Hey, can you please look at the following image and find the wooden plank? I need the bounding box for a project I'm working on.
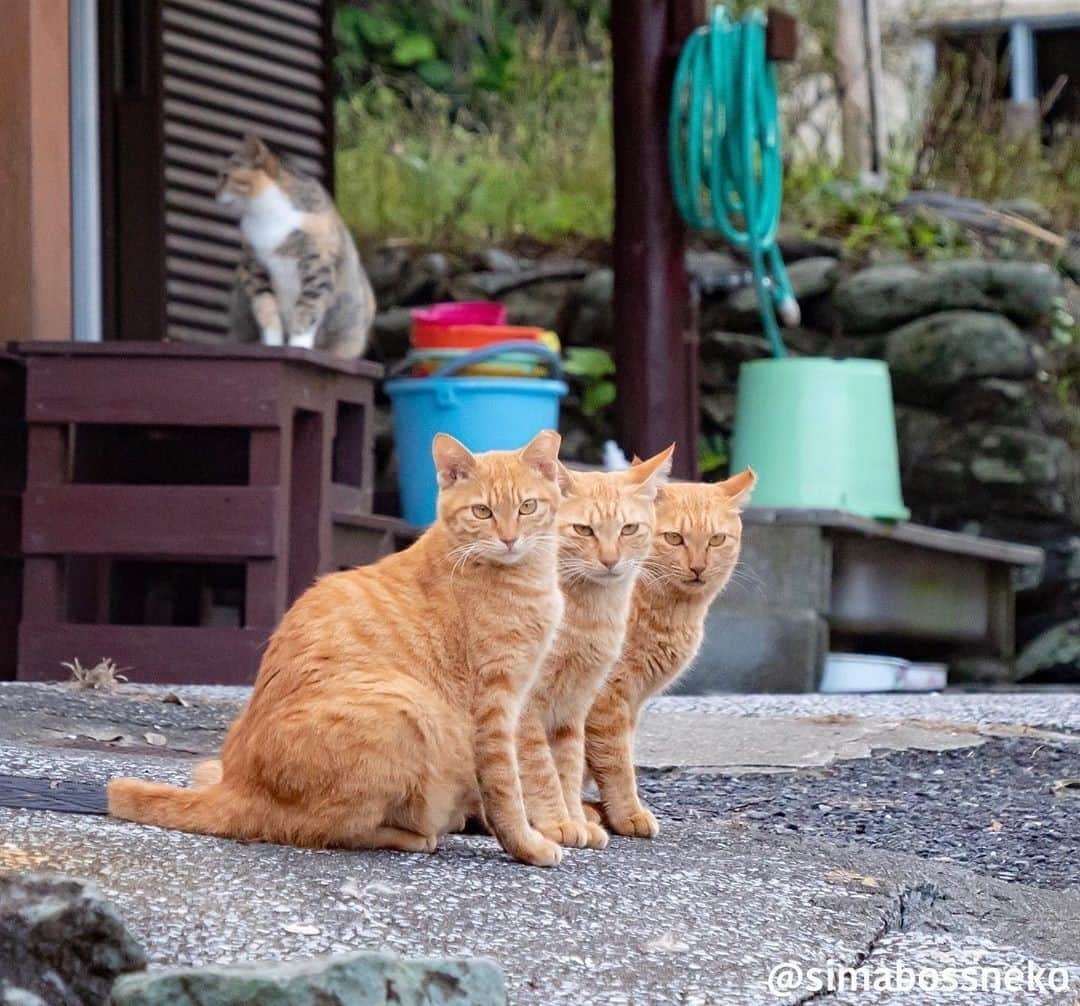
[0,493,21,557]
[16,341,382,377]
[164,74,324,135]
[166,231,241,266]
[167,279,232,308]
[162,29,323,93]
[23,486,279,558]
[743,507,1043,566]
[17,624,270,685]
[163,52,322,113]
[162,8,322,70]
[165,99,324,157]
[167,0,322,47]
[25,358,279,426]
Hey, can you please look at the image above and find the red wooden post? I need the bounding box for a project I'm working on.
[611,0,703,478]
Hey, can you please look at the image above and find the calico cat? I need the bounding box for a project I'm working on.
[217,133,375,358]
[584,469,756,839]
[517,447,673,851]
[109,432,568,867]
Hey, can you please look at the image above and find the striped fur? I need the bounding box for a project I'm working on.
[584,470,756,838]
[517,448,673,850]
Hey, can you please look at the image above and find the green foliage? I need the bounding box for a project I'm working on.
[334,1,607,101]
[563,347,615,417]
[335,33,613,246]
[698,433,729,476]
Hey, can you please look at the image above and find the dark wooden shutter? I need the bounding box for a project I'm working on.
[100,0,334,344]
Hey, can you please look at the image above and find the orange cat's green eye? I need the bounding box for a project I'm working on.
[573,524,594,537]
[519,499,538,515]
[620,523,639,536]
[472,504,492,519]
[663,531,683,546]
[709,533,728,547]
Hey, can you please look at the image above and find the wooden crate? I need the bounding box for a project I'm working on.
[13,342,394,685]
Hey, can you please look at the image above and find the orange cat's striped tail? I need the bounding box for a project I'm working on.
[107,777,251,839]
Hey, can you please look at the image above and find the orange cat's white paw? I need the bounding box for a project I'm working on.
[609,807,659,839]
[538,820,590,849]
[516,830,564,867]
[584,821,610,849]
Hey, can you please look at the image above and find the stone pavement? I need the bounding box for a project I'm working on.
[1,682,1079,1004]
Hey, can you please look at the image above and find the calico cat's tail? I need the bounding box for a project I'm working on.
[107,777,253,839]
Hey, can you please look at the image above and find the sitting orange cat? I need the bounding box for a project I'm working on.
[109,431,568,867]
[517,446,673,850]
[584,469,755,838]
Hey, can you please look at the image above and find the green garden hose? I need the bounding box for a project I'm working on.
[670,6,797,357]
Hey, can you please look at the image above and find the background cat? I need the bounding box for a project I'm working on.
[584,469,756,838]
[517,447,673,851]
[218,133,375,358]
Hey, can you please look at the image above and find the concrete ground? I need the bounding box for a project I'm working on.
[1,682,1079,1004]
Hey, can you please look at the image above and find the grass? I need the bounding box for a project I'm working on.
[336,46,613,248]
[334,32,1079,253]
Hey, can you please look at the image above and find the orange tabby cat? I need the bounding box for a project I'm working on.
[517,446,673,851]
[584,469,756,838]
[109,431,568,867]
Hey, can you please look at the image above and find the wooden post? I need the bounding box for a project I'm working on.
[835,0,872,174]
[611,0,702,479]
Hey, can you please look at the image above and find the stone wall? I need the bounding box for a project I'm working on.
[363,244,1080,680]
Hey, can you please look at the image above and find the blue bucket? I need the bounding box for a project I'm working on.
[385,341,568,526]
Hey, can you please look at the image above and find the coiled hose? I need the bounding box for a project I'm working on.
[669,5,797,357]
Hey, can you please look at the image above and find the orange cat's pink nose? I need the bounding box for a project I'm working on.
[689,564,705,578]
[501,537,518,552]
[601,558,618,570]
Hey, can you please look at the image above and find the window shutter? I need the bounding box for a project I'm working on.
[160,0,333,344]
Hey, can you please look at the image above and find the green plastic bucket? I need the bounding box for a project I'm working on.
[730,357,909,520]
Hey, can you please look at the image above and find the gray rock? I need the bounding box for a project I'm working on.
[833,259,1063,333]
[896,408,1079,522]
[1017,617,1080,679]
[369,307,414,364]
[110,951,506,1006]
[560,268,613,347]
[724,257,839,329]
[473,248,521,273]
[1,987,47,1006]
[885,310,1036,402]
[700,391,736,431]
[994,198,1053,228]
[943,377,1068,435]
[396,253,452,306]
[1062,235,1080,285]
[362,246,412,305]
[685,250,742,295]
[0,872,146,1005]
[501,280,581,331]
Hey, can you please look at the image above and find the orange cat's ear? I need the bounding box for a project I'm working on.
[624,444,674,500]
[629,455,644,466]
[557,463,578,497]
[717,467,756,510]
[432,434,477,488]
[519,429,561,483]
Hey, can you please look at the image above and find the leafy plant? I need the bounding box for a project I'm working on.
[563,347,615,416]
[698,433,728,476]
